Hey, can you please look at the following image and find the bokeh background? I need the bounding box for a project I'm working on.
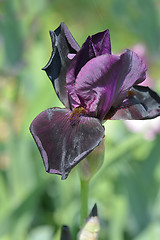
[0,0,160,239]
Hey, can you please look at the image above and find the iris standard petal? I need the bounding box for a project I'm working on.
[113,49,147,107]
[66,36,95,86]
[29,108,105,180]
[67,49,146,120]
[66,36,97,108]
[91,29,111,56]
[110,86,160,120]
[66,29,111,92]
[42,23,80,108]
[71,54,121,120]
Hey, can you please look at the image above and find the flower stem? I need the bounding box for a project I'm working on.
[80,180,89,226]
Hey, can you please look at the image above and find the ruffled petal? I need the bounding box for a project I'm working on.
[67,49,146,120]
[66,29,111,95]
[91,29,111,55]
[66,36,97,108]
[42,23,80,108]
[66,37,95,102]
[29,108,104,180]
[113,49,147,107]
[70,54,121,120]
[110,86,160,120]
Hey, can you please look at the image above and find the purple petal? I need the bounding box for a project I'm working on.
[67,49,146,120]
[113,49,147,107]
[110,86,160,120]
[42,23,80,108]
[68,54,121,120]
[68,53,76,60]
[66,36,97,107]
[66,37,95,86]
[66,29,111,94]
[29,108,104,180]
[91,29,111,55]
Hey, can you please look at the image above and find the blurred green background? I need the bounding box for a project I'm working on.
[0,0,160,239]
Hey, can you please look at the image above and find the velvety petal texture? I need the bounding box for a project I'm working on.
[67,29,111,84]
[113,49,147,107]
[71,54,121,119]
[30,108,104,179]
[30,23,160,179]
[91,29,111,55]
[67,49,147,120]
[42,23,80,108]
[110,86,160,120]
[66,29,111,109]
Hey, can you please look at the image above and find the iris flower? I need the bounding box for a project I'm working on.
[30,23,160,180]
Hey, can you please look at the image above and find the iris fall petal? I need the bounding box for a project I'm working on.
[110,86,160,120]
[30,108,104,179]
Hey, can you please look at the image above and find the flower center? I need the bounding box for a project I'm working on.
[69,107,86,126]
[126,90,135,97]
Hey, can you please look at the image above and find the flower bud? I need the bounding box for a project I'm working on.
[61,225,72,240]
[78,204,100,240]
[78,138,105,182]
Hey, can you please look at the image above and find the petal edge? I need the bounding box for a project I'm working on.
[30,108,105,179]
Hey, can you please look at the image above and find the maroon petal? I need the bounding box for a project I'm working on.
[91,29,111,56]
[29,108,104,180]
[110,86,160,120]
[113,49,147,107]
[42,23,80,108]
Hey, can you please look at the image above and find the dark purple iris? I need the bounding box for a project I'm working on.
[30,23,160,179]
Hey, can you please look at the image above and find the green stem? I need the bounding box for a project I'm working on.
[80,180,89,226]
